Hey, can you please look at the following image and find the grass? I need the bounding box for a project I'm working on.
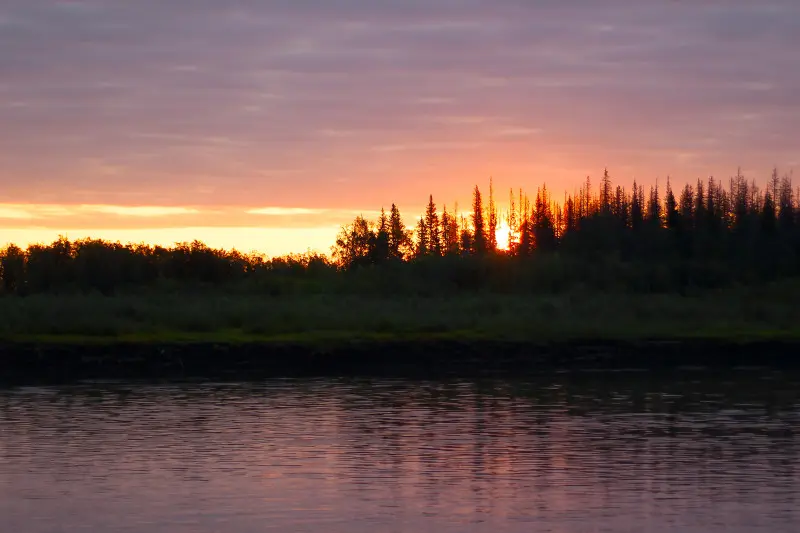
[0,279,799,346]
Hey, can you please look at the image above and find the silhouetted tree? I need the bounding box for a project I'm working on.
[507,189,519,254]
[532,186,557,252]
[679,184,694,223]
[694,179,706,228]
[600,168,612,214]
[459,214,473,255]
[471,185,487,254]
[440,204,460,255]
[563,194,578,235]
[761,190,777,235]
[333,215,373,268]
[369,208,390,263]
[415,217,428,257]
[424,195,441,256]
[647,182,662,226]
[518,191,532,256]
[778,175,794,232]
[26,236,73,292]
[630,180,644,230]
[487,178,498,252]
[613,185,629,227]
[665,178,679,230]
[388,204,409,260]
[0,244,25,294]
[2,167,799,297]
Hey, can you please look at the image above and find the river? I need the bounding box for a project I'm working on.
[2,371,799,532]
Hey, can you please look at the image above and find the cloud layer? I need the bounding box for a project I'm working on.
[0,203,376,230]
[1,0,798,219]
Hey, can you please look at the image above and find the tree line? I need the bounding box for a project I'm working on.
[0,239,331,295]
[1,168,799,295]
[335,169,799,263]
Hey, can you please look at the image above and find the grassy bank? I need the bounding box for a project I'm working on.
[0,279,798,346]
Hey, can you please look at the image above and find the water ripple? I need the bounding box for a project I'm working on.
[1,373,799,532]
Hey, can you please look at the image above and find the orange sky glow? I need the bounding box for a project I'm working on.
[2,1,798,256]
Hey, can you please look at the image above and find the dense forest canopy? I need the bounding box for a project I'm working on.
[1,168,799,295]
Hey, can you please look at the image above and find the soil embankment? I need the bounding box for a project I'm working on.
[1,338,797,385]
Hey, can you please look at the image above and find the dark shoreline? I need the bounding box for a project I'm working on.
[1,338,798,385]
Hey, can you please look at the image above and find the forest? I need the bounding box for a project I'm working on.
[1,168,799,343]
[1,168,799,296]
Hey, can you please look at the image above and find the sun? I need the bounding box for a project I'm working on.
[495,220,511,250]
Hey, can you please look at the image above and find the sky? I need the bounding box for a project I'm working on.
[1,0,798,255]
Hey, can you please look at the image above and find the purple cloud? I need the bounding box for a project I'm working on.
[1,0,798,209]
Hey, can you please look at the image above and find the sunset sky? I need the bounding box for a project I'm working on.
[2,0,798,256]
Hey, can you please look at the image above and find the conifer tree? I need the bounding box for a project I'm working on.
[472,185,487,254]
[564,194,577,234]
[778,174,794,231]
[459,214,473,254]
[388,203,408,260]
[370,207,390,263]
[424,195,440,256]
[706,177,719,231]
[518,191,532,255]
[694,179,706,228]
[533,186,556,252]
[647,182,662,226]
[679,184,694,223]
[507,189,518,254]
[441,204,460,255]
[630,180,643,230]
[770,167,780,209]
[600,168,612,214]
[415,217,428,257]
[487,178,498,252]
[582,175,593,217]
[613,185,627,225]
[761,190,777,235]
[665,178,679,230]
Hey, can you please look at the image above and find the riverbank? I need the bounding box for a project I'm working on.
[1,281,798,383]
[2,334,800,384]
[1,279,799,340]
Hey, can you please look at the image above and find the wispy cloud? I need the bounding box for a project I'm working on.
[0,0,797,210]
[80,205,201,217]
[0,204,79,220]
[247,206,380,219]
[0,206,36,220]
[0,203,201,220]
[247,207,324,216]
[0,203,383,233]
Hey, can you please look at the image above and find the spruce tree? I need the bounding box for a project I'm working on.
[472,185,487,254]
[665,178,679,230]
[424,195,440,256]
[630,180,643,230]
[507,189,518,254]
[600,168,612,214]
[388,203,407,260]
[415,218,428,257]
[487,178,498,252]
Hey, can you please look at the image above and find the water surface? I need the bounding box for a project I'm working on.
[2,372,799,532]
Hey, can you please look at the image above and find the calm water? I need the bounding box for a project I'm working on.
[2,372,800,532]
